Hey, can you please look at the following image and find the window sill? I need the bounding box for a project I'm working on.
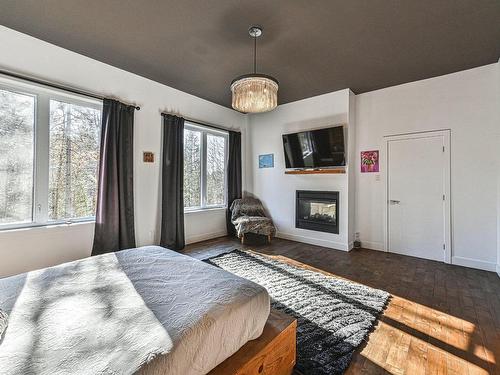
[184,206,227,215]
[0,220,95,233]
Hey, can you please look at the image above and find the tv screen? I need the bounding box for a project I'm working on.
[282,126,345,169]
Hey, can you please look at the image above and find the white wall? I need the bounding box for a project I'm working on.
[0,26,246,277]
[497,166,500,276]
[347,91,357,246]
[184,208,228,244]
[247,89,355,250]
[355,63,500,272]
[497,60,500,277]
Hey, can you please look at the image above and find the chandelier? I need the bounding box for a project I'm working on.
[231,26,279,113]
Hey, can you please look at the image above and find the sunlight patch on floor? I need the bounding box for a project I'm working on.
[265,254,497,374]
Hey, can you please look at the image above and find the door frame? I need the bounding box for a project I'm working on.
[382,129,451,263]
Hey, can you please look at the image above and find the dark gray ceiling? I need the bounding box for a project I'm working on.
[0,1,499,108]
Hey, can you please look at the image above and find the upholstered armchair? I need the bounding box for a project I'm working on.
[230,197,276,244]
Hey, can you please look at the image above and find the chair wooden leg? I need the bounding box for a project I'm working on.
[268,235,272,243]
[241,235,245,244]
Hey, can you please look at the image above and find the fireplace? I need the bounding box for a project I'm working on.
[296,190,339,234]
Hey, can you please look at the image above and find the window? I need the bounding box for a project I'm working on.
[0,78,102,229]
[184,128,202,208]
[0,89,35,225]
[183,123,227,210]
[48,100,101,221]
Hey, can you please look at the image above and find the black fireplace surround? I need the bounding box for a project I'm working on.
[296,190,339,234]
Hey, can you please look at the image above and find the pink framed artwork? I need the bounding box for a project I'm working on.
[361,150,379,173]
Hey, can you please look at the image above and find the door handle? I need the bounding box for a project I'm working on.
[389,200,400,205]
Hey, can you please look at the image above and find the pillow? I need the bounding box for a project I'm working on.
[0,309,8,339]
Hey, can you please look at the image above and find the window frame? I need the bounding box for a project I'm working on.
[0,75,102,231]
[184,122,228,212]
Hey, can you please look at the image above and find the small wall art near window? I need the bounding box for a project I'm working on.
[143,151,154,163]
[259,153,274,168]
[361,150,379,173]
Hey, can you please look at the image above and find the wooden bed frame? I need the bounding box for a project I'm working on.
[209,309,297,375]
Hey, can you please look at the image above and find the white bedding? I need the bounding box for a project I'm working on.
[0,246,270,375]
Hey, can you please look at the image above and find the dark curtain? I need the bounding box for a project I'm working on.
[226,130,242,237]
[92,99,136,255]
[160,114,185,250]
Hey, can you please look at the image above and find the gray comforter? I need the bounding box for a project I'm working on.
[0,246,270,375]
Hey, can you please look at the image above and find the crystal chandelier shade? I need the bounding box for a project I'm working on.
[231,26,278,113]
[231,74,278,113]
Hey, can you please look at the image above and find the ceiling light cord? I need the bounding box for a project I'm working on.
[253,35,257,74]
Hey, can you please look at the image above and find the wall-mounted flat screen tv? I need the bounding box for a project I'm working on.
[282,125,345,169]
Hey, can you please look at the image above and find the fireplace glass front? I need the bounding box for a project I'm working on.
[296,190,339,234]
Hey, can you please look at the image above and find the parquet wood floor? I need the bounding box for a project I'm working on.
[183,236,500,375]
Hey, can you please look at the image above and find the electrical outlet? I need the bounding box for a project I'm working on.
[355,232,360,241]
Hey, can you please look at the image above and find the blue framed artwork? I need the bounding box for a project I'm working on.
[259,153,274,168]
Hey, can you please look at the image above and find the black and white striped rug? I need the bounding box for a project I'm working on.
[205,250,389,375]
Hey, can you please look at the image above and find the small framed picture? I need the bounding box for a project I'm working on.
[259,154,274,168]
[361,150,379,173]
[143,151,155,163]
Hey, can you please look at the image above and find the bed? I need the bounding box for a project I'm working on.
[0,246,270,375]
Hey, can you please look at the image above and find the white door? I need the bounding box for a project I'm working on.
[387,132,449,262]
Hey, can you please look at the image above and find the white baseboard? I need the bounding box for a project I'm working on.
[496,264,500,278]
[452,256,497,272]
[359,240,384,251]
[276,231,349,251]
[185,231,227,245]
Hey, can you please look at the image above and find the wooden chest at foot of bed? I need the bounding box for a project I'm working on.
[209,309,297,375]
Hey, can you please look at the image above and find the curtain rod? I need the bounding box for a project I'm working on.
[0,69,141,110]
[162,112,240,133]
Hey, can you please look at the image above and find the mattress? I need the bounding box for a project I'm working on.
[0,246,270,375]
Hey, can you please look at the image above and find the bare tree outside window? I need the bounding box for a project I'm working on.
[49,100,101,220]
[183,128,201,208]
[183,124,227,210]
[0,89,35,224]
[0,80,102,230]
[206,134,225,206]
